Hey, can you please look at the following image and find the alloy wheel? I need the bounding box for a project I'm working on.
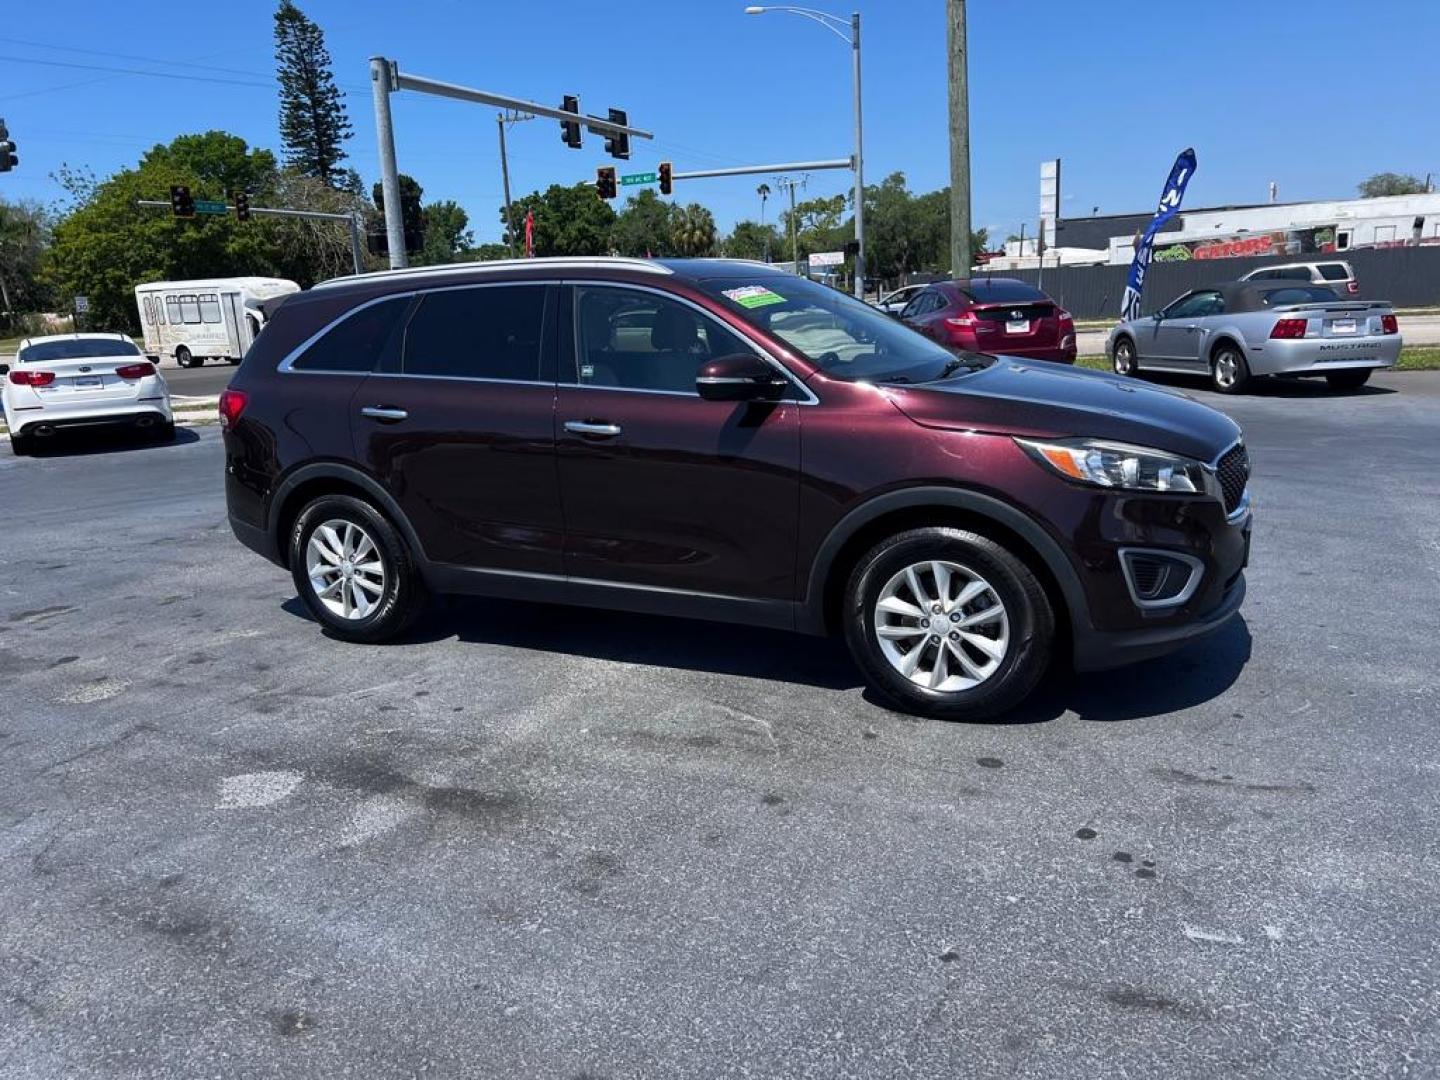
[1214,351,1239,389]
[872,559,1010,692]
[306,519,386,621]
[1114,342,1134,375]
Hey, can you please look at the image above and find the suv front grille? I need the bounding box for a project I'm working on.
[1216,443,1249,514]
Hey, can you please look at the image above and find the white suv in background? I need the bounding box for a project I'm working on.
[1241,260,1359,297]
[1,333,174,456]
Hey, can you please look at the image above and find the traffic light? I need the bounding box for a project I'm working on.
[0,118,16,173]
[603,108,630,160]
[596,166,617,201]
[170,184,195,218]
[559,94,582,149]
[658,161,673,196]
[233,190,250,222]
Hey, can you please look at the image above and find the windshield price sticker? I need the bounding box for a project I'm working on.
[722,285,786,309]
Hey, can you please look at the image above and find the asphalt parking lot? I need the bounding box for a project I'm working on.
[1,372,1437,1079]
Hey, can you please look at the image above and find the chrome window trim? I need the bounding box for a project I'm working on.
[562,278,819,405]
[1118,547,1205,610]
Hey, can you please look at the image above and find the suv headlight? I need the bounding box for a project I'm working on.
[1016,438,1206,493]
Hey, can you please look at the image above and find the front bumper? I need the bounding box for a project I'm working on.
[1248,334,1402,376]
[1073,572,1246,671]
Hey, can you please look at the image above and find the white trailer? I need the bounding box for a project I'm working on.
[134,277,299,368]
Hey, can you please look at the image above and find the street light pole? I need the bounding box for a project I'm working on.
[745,6,866,300]
[850,11,865,300]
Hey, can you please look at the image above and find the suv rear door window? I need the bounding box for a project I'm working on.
[404,285,546,381]
[292,295,411,373]
[1316,264,1350,281]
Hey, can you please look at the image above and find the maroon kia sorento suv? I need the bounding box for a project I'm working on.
[222,258,1251,720]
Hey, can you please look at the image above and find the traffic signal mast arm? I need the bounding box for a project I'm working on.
[374,60,653,142]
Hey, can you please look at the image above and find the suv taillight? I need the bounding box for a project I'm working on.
[1381,314,1398,335]
[115,362,155,379]
[944,312,977,329]
[219,388,248,430]
[1270,319,1308,339]
[8,369,55,386]
[1346,281,1360,295]
[1055,308,1073,323]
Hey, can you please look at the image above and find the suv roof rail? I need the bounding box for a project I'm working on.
[313,256,672,291]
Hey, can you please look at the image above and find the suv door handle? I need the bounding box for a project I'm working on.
[564,420,623,438]
[360,406,408,422]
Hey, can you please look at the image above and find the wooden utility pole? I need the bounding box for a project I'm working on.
[947,0,972,276]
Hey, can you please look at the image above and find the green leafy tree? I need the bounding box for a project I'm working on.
[506,183,616,256]
[420,200,473,264]
[1357,172,1428,197]
[274,0,353,186]
[670,204,717,257]
[371,174,425,254]
[267,168,373,280]
[460,242,513,262]
[47,132,285,333]
[0,199,52,325]
[722,220,781,261]
[610,189,675,257]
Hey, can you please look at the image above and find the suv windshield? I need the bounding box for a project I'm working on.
[696,275,988,384]
[18,338,140,363]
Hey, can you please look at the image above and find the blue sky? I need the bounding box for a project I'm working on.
[3,0,1438,246]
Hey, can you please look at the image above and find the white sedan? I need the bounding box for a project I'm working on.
[2,332,174,455]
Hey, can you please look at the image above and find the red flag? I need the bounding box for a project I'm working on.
[524,210,535,258]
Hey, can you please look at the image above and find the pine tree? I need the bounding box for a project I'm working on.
[274,0,352,186]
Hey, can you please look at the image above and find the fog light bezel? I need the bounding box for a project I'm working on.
[1118,548,1205,610]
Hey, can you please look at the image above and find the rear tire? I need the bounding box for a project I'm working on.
[175,346,196,369]
[289,494,426,643]
[842,527,1055,721]
[1325,369,1372,392]
[1112,336,1138,377]
[9,431,33,457]
[1211,343,1251,394]
[152,421,176,442]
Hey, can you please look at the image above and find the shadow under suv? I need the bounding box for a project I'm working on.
[223,257,1251,720]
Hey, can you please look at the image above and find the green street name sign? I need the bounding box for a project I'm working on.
[194,199,228,215]
[620,172,657,187]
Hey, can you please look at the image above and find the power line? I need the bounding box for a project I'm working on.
[0,35,286,84]
[0,53,368,97]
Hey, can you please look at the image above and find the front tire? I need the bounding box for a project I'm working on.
[289,494,425,643]
[843,528,1055,721]
[1211,344,1251,394]
[1325,369,1372,391]
[1112,337,1138,377]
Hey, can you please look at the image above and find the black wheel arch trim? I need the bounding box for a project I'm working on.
[266,461,430,572]
[797,485,1091,639]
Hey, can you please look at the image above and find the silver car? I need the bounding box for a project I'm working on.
[1107,281,1401,394]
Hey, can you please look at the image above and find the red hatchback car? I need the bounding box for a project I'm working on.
[899,278,1077,363]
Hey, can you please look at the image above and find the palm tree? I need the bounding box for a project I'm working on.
[670,204,717,257]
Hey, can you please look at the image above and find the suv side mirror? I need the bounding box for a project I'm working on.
[696,354,789,402]
[1152,311,1164,321]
